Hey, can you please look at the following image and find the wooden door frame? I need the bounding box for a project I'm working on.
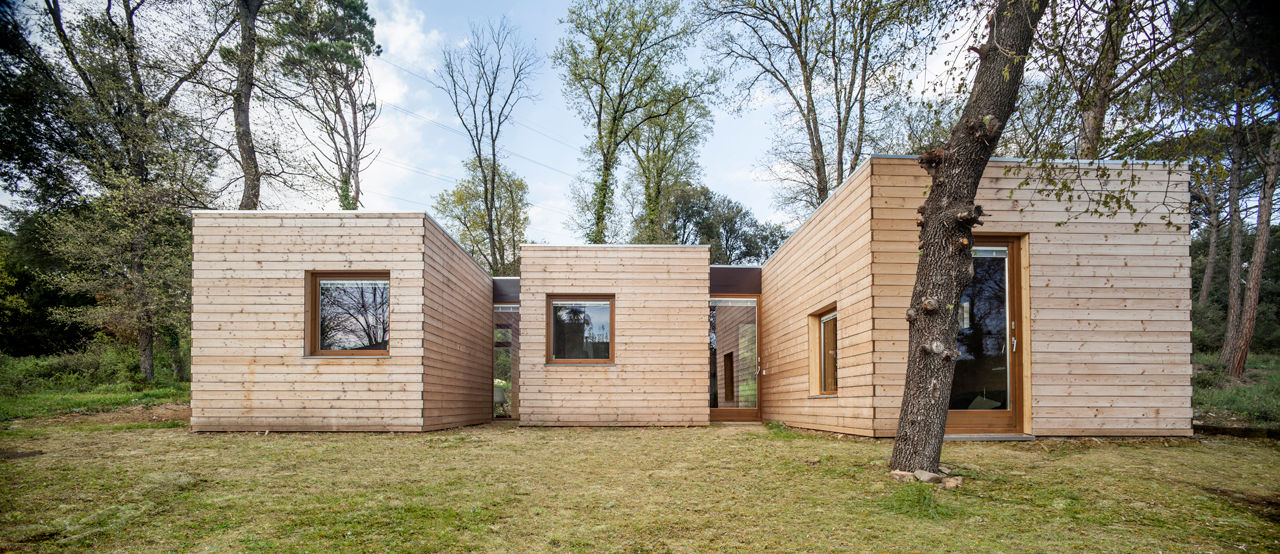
[945,234,1029,435]
[710,293,762,423]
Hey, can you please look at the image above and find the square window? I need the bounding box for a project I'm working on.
[307,271,391,356]
[547,296,613,363]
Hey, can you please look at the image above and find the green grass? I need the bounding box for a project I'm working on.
[0,384,189,421]
[2,418,1279,551]
[1193,352,1280,428]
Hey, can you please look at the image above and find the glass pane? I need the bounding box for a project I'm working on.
[551,301,611,360]
[710,298,758,408]
[319,279,390,351]
[821,315,838,393]
[494,306,519,417]
[951,247,1010,410]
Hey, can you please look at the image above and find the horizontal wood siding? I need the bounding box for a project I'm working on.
[868,158,1193,437]
[422,216,493,431]
[759,163,876,435]
[518,246,710,426]
[190,212,493,432]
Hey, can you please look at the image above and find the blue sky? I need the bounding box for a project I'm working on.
[354,0,784,245]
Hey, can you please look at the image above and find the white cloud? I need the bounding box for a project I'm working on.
[372,0,444,70]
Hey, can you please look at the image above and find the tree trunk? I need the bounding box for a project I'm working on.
[234,0,265,210]
[138,324,154,381]
[588,155,614,244]
[1220,122,1279,378]
[888,0,1046,473]
[1219,114,1245,367]
[167,330,187,381]
[1076,0,1131,159]
[1198,214,1219,306]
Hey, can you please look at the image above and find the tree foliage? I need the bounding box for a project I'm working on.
[554,0,717,243]
[272,0,381,208]
[433,160,531,276]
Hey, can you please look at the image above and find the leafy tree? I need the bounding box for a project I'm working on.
[433,18,536,264]
[664,183,788,265]
[0,227,95,357]
[553,0,716,243]
[433,161,531,276]
[625,96,712,243]
[1035,0,1208,159]
[32,0,224,379]
[273,0,381,209]
[0,0,83,207]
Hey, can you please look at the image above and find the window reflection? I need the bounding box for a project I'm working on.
[319,279,390,352]
[551,300,611,360]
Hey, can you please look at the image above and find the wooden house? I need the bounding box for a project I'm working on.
[190,156,1192,437]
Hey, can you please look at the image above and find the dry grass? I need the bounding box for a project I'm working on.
[2,411,1278,552]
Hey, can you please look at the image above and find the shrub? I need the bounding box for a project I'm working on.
[1191,303,1226,353]
[0,336,141,396]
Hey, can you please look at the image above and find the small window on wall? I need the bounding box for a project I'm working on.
[307,271,391,356]
[810,307,838,396]
[548,296,613,363]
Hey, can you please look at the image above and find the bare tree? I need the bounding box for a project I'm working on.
[701,0,936,215]
[434,18,537,268]
[889,0,1047,473]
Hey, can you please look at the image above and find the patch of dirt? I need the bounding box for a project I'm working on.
[1203,486,1280,524]
[39,402,190,425]
[0,449,43,460]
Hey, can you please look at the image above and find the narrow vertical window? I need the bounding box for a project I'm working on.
[819,310,838,395]
[547,296,614,363]
[307,271,391,356]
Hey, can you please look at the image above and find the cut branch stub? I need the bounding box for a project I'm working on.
[905,307,918,322]
[955,205,986,226]
[924,341,946,355]
[918,148,948,176]
[920,298,939,312]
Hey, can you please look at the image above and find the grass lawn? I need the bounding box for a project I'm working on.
[2,411,1278,552]
[1194,352,1280,429]
[0,384,189,421]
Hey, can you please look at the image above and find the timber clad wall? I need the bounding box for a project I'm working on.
[189,212,491,432]
[868,158,1192,436]
[517,246,711,426]
[759,163,876,434]
[760,157,1193,437]
[422,216,493,431]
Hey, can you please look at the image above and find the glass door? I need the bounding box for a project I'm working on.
[947,237,1023,434]
[710,297,759,421]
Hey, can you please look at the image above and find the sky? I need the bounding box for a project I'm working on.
[351,0,788,245]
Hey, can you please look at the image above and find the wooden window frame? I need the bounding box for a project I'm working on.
[545,294,615,364]
[305,270,392,357]
[808,304,839,396]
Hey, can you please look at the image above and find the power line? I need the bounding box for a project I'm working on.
[376,55,581,154]
[386,102,578,179]
[371,156,575,218]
